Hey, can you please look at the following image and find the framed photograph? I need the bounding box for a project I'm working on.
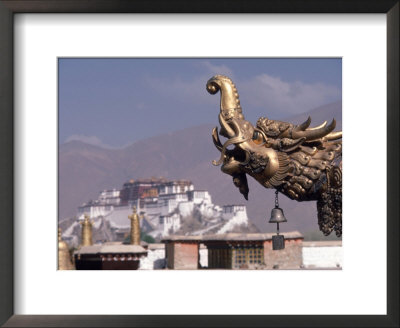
[0,1,398,327]
[58,57,343,273]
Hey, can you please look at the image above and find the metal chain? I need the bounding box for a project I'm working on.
[275,190,279,208]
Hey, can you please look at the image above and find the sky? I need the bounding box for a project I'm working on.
[59,58,341,148]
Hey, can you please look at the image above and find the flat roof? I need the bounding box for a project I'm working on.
[147,243,165,250]
[162,231,303,242]
[74,243,147,255]
[302,240,342,247]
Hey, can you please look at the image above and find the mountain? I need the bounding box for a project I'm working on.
[59,102,342,234]
[286,101,342,130]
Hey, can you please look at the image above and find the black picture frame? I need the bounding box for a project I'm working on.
[0,1,398,327]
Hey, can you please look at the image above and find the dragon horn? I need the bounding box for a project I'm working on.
[293,116,311,132]
[323,131,342,141]
[292,119,336,141]
[307,120,327,131]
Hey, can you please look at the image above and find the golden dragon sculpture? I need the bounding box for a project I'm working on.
[207,75,342,236]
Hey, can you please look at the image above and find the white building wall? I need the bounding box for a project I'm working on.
[199,246,208,268]
[302,246,343,268]
[78,188,122,218]
[160,213,181,236]
[91,206,104,218]
[98,189,120,205]
[138,247,166,270]
[217,207,248,234]
[142,203,160,216]
[179,201,194,217]
[74,181,251,240]
[166,199,177,215]
[172,214,181,231]
[160,183,194,195]
[192,191,212,205]
[78,205,114,219]
[221,210,233,221]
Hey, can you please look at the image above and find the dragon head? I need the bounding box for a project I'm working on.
[206,74,343,236]
[206,75,282,200]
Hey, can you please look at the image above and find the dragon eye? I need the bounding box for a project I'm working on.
[252,131,264,145]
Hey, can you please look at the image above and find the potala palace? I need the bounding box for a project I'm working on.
[62,178,252,247]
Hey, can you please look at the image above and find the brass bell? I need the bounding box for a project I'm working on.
[269,207,287,223]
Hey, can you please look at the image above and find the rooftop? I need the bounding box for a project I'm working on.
[302,240,342,247]
[74,243,147,255]
[162,231,303,242]
[123,178,169,185]
[147,243,165,250]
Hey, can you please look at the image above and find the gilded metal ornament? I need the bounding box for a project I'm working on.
[207,75,342,236]
[128,206,142,245]
[80,213,94,246]
[58,228,74,270]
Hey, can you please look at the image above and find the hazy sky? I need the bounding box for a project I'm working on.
[59,58,341,148]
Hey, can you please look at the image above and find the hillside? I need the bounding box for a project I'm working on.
[59,102,342,234]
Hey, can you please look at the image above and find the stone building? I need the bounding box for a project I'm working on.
[163,232,304,270]
[63,178,252,244]
[165,237,200,270]
[78,189,120,218]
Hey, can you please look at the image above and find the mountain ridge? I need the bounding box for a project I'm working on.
[59,102,342,234]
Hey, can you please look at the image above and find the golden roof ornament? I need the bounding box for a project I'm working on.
[207,75,342,237]
[80,214,94,246]
[128,206,143,245]
[58,228,74,270]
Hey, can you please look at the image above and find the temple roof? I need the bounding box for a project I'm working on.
[75,243,147,255]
